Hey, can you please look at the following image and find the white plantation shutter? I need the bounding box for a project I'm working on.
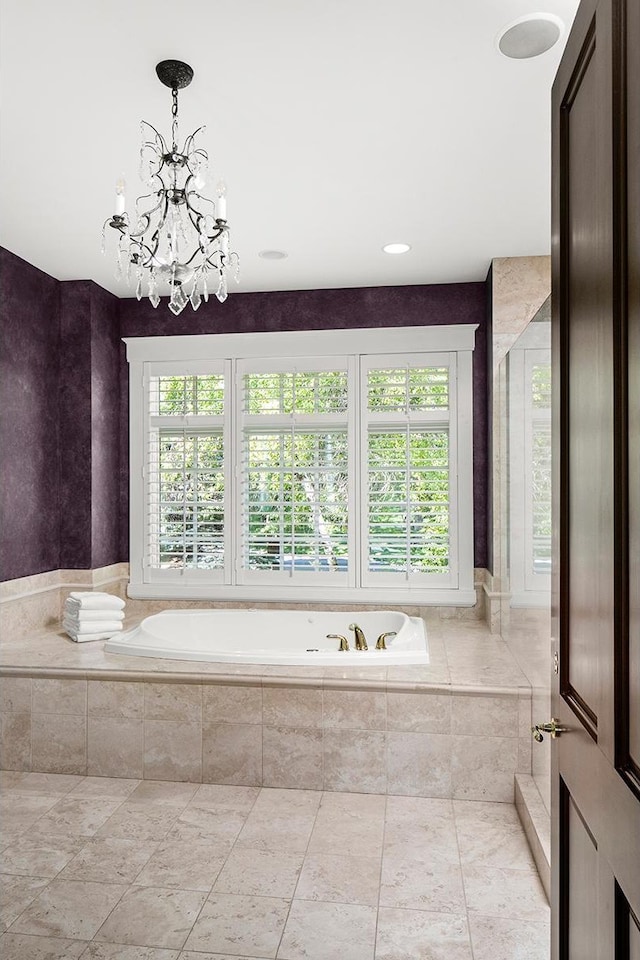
[361,355,458,588]
[126,326,476,602]
[143,361,230,584]
[236,359,353,585]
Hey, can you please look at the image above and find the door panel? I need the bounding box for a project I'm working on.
[551,0,640,956]
[562,783,599,959]
[624,0,640,785]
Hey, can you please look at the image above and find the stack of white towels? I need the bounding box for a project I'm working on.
[63,591,126,642]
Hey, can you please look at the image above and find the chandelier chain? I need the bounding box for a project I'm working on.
[171,87,179,149]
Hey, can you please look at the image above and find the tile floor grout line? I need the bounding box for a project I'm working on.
[1,773,550,960]
[272,784,324,959]
[453,799,477,960]
[372,791,390,959]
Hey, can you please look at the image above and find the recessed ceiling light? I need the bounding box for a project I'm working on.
[383,242,411,255]
[258,249,288,260]
[497,13,564,59]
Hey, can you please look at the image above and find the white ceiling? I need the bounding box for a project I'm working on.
[0,0,579,297]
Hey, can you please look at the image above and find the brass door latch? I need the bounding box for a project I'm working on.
[531,718,568,742]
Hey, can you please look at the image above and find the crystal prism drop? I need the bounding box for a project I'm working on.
[149,289,161,309]
[136,278,143,301]
[216,275,228,304]
[100,226,106,255]
[190,284,202,311]
[168,284,188,316]
[114,256,123,282]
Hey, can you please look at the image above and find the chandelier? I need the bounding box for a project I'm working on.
[102,59,239,314]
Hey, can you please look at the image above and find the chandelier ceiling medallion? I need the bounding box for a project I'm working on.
[102,59,238,314]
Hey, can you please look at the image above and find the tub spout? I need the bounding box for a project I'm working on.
[327,634,350,652]
[349,623,368,650]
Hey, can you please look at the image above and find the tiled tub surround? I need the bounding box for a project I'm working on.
[0,773,550,960]
[0,617,532,802]
[0,566,129,644]
[0,565,491,644]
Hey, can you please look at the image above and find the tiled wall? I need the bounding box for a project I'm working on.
[0,676,531,803]
[0,565,128,642]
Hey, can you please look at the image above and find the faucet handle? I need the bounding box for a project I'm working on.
[327,634,349,652]
[376,631,396,650]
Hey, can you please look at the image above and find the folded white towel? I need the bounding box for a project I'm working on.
[62,618,123,635]
[63,604,125,622]
[65,627,120,643]
[67,591,125,610]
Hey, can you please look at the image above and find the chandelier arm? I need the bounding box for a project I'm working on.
[140,120,169,156]
[181,247,206,268]
[185,189,217,220]
[130,238,157,268]
[205,251,227,271]
[140,146,164,181]
[133,190,165,226]
[182,127,207,157]
[183,204,205,238]
[182,188,223,238]
[147,192,171,262]
[128,214,151,239]
[184,148,209,171]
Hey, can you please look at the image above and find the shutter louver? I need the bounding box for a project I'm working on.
[363,358,454,585]
[239,363,350,580]
[147,371,225,574]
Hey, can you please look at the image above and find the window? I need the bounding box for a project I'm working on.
[508,346,552,606]
[126,325,477,603]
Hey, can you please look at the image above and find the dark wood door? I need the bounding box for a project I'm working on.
[551,0,640,956]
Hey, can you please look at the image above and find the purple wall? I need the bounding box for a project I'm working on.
[0,250,61,580]
[89,283,121,568]
[0,249,120,580]
[119,282,489,567]
[58,280,121,569]
[1,245,490,580]
[59,282,93,569]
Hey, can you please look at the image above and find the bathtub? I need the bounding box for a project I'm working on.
[104,609,428,665]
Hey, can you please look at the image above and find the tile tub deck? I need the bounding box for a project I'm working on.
[0,617,533,803]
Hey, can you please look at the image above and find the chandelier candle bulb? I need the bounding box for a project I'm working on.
[216,180,227,220]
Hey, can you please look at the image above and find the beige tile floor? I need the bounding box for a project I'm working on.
[0,772,549,960]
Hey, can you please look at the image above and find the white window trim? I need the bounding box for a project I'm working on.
[126,325,478,605]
